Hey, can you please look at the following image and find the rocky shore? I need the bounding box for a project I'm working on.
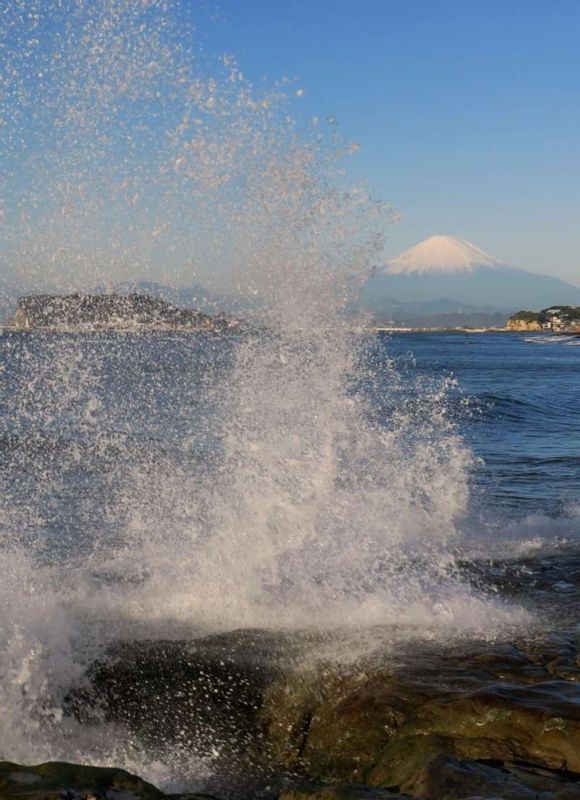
[5,552,580,800]
[8,567,580,800]
[5,641,580,799]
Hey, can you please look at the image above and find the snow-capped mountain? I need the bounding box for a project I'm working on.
[362,235,580,314]
[387,235,500,274]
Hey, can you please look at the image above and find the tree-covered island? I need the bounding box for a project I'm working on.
[7,293,241,332]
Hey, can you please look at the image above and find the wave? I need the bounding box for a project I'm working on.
[524,334,580,345]
[0,0,535,787]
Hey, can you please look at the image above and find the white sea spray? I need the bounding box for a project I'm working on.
[0,0,530,786]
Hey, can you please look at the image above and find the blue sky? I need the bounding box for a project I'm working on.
[2,0,578,289]
[201,0,580,285]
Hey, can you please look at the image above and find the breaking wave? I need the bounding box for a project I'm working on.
[0,0,531,786]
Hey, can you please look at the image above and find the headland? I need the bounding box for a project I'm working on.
[4,293,241,333]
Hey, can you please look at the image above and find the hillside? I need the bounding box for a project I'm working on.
[507,306,580,332]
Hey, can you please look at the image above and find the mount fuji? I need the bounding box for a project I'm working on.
[361,235,580,316]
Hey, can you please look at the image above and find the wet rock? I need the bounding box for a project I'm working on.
[278,782,408,800]
[261,638,580,792]
[67,630,294,766]
[276,758,580,800]
[402,756,580,799]
[277,759,580,800]
[66,629,307,796]
[65,628,580,798]
[263,665,423,783]
[0,761,166,800]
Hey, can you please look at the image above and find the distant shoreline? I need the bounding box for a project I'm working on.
[3,292,242,334]
[374,326,509,334]
[0,324,238,334]
[375,327,580,336]
[373,326,527,334]
[0,324,515,335]
[2,324,577,337]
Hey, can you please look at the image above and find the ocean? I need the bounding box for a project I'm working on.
[386,331,580,518]
[4,0,580,794]
[6,330,578,564]
[1,328,580,796]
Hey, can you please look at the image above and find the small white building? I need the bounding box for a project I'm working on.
[543,314,564,331]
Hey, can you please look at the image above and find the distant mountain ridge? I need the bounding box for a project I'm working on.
[362,235,580,316]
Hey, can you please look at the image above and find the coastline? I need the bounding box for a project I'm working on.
[3,324,579,337]
[374,326,509,333]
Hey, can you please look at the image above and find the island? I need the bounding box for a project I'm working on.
[6,293,241,332]
[507,305,580,332]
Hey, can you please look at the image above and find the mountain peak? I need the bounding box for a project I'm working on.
[387,235,502,275]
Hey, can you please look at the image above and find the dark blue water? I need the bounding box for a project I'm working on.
[383,331,580,517]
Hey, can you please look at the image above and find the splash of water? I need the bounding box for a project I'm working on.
[0,0,529,785]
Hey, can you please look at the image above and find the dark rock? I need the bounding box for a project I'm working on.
[261,637,580,792]
[62,629,580,799]
[65,630,305,795]
[278,782,408,799]
[403,756,580,799]
[8,294,239,332]
[0,761,166,799]
[68,630,294,748]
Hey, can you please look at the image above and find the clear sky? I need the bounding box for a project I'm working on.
[1,0,579,289]
[200,0,580,286]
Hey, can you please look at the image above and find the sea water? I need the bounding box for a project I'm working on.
[1,0,579,791]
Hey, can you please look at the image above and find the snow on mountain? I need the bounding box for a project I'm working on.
[361,235,580,315]
[386,235,501,274]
